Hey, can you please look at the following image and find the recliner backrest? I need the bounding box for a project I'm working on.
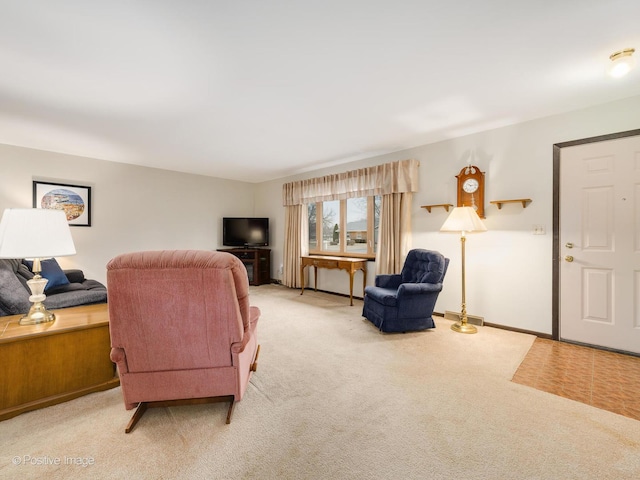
[107,250,249,373]
[400,249,447,284]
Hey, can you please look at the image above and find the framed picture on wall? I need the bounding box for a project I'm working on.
[33,180,92,227]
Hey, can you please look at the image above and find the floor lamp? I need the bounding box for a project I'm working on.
[0,208,76,325]
[440,206,487,334]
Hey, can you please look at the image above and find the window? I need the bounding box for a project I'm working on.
[308,196,380,258]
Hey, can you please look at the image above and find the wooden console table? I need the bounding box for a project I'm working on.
[300,255,367,306]
[0,303,119,421]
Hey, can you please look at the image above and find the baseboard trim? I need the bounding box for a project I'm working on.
[483,323,552,339]
[263,283,365,301]
[309,288,364,301]
[434,311,552,339]
[443,310,484,326]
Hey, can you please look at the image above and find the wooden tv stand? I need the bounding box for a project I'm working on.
[0,303,119,421]
[218,248,271,286]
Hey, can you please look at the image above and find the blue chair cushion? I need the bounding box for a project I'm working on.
[400,249,446,284]
[363,287,398,307]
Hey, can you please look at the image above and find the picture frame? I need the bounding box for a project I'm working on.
[33,180,92,227]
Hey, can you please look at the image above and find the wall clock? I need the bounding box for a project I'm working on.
[456,165,485,218]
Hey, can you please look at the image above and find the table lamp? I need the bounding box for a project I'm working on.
[0,208,76,325]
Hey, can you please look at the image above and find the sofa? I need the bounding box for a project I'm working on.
[0,258,107,317]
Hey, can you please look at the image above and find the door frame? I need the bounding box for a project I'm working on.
[552,128,640,341]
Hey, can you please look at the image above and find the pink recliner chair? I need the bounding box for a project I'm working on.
[107,250,260,433]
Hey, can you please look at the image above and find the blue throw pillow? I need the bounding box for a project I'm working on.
[23,258,70,292]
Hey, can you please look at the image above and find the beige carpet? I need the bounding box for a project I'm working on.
[1,284,639,480]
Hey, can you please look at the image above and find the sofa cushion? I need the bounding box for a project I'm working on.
[2,258,21,273]
[0,260,31,315]
[16,263,34,290]
[63,269,85,283]
[23,258,70,292]
[43,288,107,310]
[46,282,89,295]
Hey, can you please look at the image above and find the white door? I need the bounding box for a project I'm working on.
[560,134,640,354]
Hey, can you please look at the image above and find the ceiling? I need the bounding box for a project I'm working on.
[1,1,639,183]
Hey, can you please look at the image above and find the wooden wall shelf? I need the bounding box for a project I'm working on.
[421,204,454,213]
[490,199,532,209]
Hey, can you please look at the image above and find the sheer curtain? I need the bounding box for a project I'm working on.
[376,192,413,274]
[282,204,308,288]
[282,159,419,287]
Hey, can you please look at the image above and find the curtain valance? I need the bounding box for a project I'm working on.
[282,159,419,206]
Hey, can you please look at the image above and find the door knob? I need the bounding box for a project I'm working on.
[565,255,574,262]
[565,242,574,248]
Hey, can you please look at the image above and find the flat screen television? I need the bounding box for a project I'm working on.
[222,217,269,247]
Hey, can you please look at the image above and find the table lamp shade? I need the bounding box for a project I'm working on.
[0,208,76,259]
[440,206,487,233]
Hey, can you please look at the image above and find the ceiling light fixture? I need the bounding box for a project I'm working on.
[608,48,635,78]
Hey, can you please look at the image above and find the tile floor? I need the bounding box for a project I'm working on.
[512,338,640,421]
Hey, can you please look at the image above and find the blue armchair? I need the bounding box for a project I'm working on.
[362,249,449,333]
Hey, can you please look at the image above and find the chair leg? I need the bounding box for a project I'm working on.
[226,399,236,424]
[123,396,236,432]
[250,344,261,372]
[125,402,148,434]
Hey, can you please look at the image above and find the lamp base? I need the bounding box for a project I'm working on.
[19,301,56,325]
[451,322,477,334]
[19,274,56,325]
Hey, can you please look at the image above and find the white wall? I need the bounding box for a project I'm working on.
[2,96,639,335]
[256,95,640,335]
[0,144,256,284]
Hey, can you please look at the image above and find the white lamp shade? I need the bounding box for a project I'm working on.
[0,208,76,258]
[440,206,487,233]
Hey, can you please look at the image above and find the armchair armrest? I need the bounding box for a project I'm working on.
[231,330,254,355]
[231,305,260,354]
[375,274,402,289]
[110,347,129,374]
[397,282,443,296]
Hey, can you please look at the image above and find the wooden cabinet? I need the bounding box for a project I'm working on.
[0,303,119,421]
[218,248,271,286]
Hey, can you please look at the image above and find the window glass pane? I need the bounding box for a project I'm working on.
[323,200,340,252]
[307,203,317,251]
[309,198,377,257]
[346,197,368,254]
